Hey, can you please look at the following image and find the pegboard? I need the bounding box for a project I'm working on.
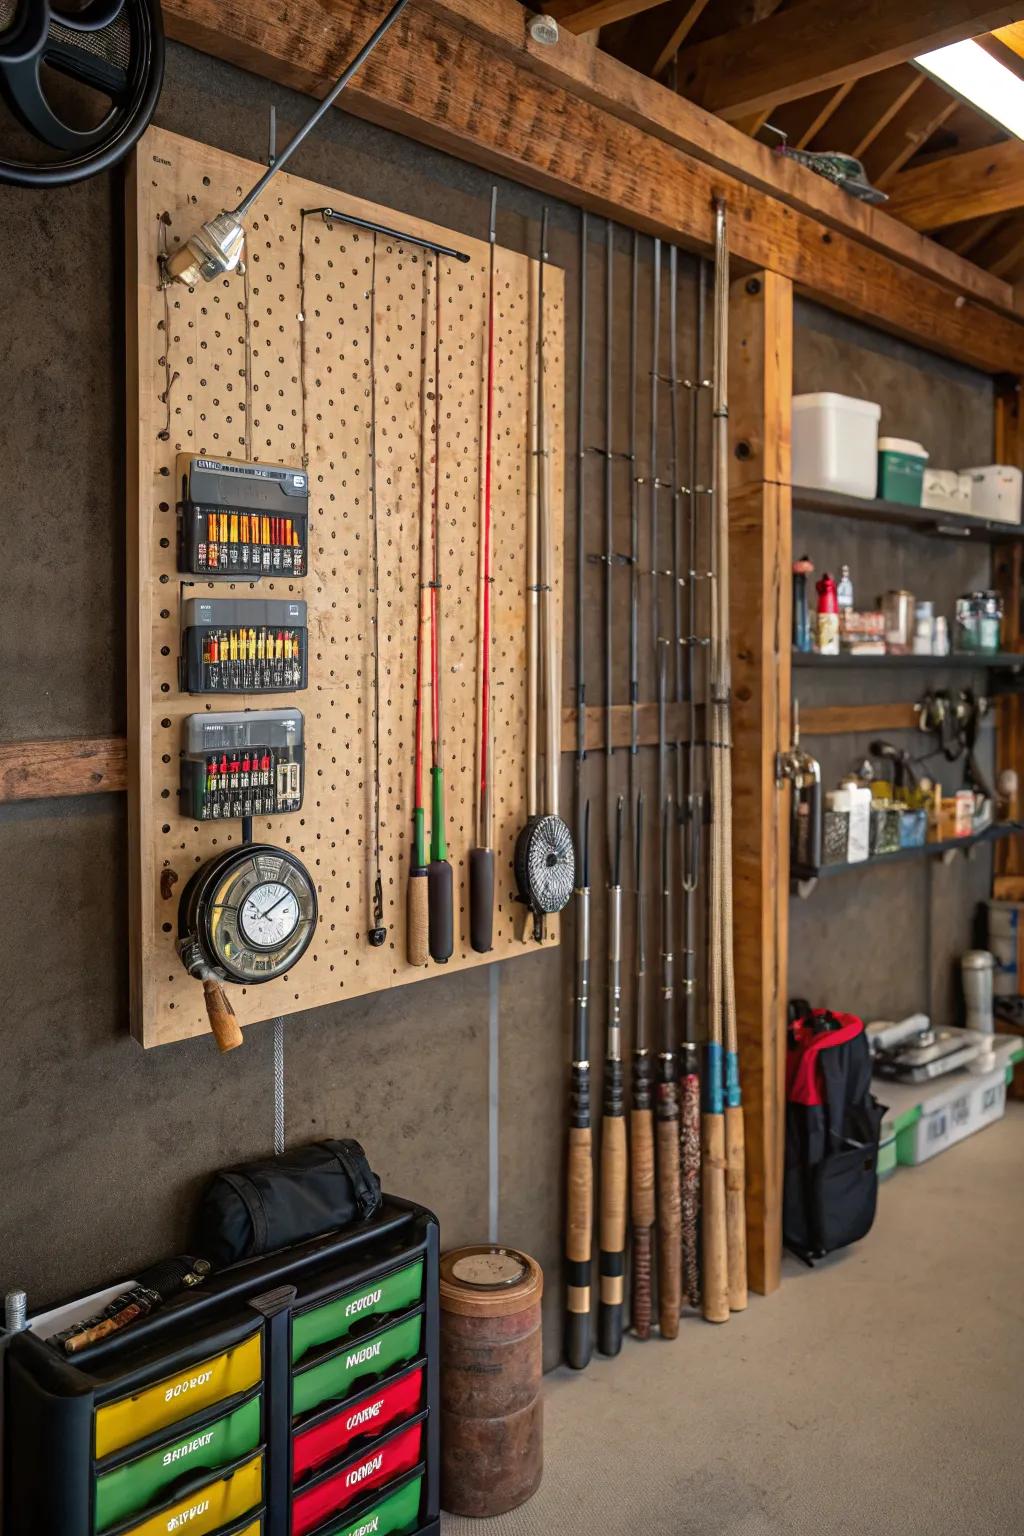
[127,127,564,1048]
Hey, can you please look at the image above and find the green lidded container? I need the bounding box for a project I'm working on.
[322,1472,423,1536]
[292,1258,424,1366]
[292,1312,423,1420]
[94,1394,262,1533]
[878,437,928,505]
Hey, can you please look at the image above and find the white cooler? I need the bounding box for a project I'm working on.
[792,392,881,500]
[960,464,1023,524]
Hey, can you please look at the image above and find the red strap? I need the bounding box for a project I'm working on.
[787,1011,864,1107]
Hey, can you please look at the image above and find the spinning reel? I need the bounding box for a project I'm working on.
[0,1,163,188]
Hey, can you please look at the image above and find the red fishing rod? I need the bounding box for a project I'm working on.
[407,254,434,967]
[471,188,498,953]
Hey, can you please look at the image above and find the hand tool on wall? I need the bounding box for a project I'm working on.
[630,789,655,1339]
[515,210,576,939]
[565,211,593,1372]
[428,258,454,964]
[366,235,387,948]
[598,795,628,1357]
[407,257,434,967]
[164,0,413,284]
[470,189,499,954]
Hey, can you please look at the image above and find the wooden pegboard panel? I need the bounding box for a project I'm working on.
[127,127,564,1048]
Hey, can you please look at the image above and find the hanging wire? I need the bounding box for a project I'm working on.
[273,1017,286,1156]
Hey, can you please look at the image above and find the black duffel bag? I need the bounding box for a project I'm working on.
[197,1138,382,1269]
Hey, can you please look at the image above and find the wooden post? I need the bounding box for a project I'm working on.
[728,270,792,1296]
[994,377,1024,896]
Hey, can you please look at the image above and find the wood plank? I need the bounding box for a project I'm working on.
[799,703,919,736]
[982,216,1024,281]
[942,212,1005,258]
[548,0,664,30]
[862,80,958,188]
[624,0,716,79]
[561,701,703,753]
[674,0,1016,121]
[161,0,1024,373]
[0,737,127,802]
[886,137,1024,231]
[728,270,792,1298]
[166,0,1024,333]
[804,65,922,158]
[768,83,855,153]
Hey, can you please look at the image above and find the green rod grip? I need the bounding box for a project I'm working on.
[431,765,447,861]
[413,805,426,870]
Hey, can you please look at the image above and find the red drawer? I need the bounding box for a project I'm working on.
[293,1363,425,1482]
[291,1417,425,1536]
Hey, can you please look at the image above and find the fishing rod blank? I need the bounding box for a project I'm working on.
[470,188,498,954]
[428,257,454,964]
[566,801,593,1370]
[407,254,434,967]
[367,234,387,948]
[628,231,641,839]
[655,647,682,1339]
[630,789,655,1340]
[598,795,627,1358]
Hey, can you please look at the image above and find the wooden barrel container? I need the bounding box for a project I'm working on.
[439,1245,544,1518]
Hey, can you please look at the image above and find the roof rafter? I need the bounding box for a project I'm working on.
[886,137,1024,229]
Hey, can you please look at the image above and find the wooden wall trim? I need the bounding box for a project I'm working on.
[159,0,1024,372]
[799,703,919,736]
[0,737,127,803]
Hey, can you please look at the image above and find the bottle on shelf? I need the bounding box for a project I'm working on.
[815,572,840,656]
[837,564,854,612]
[793,554,815,653]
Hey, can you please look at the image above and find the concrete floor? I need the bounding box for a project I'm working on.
[445,1104,1024,1536]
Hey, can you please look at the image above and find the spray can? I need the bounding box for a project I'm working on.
[793,555,814,653]
[815,572,840,655]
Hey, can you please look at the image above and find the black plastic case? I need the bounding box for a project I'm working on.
[180,598,308,695]
[176,455,309,579]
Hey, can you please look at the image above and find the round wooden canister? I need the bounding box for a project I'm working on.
[439,1246,544,1518]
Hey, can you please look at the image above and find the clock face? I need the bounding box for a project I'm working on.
[238,881,301,950]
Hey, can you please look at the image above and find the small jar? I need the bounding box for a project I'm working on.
[979,590,1003,654]
[955,593,981,653]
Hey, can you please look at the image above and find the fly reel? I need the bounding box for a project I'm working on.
[0,1,164,188]
[514,813,575,941]
[178,844,318,1053]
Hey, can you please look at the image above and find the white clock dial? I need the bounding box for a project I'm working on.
[238,881,301,949]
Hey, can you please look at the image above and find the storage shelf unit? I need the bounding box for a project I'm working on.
[792,484,1024,544]
[3,1197,440,1536]
[794,822,1024,884]
[792,650,1024,671]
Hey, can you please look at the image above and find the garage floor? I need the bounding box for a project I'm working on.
[445,1105,1024,1536]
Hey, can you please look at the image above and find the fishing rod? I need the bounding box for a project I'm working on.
[598,795,627,1357]
[603,220,615,825]
[428,256,454,964]
[515,209,576,939]
[367,234,387,949]
[679,257,708,1310]
[649,238,662,656]
[656,646,682,1339]
[407,253,434,967]
[628,231,641,838]
[565,209,593,1374]
[702,201,732,1324]
[470,188,498,955]
[630,788,655,1340]
[713,200,747,1315]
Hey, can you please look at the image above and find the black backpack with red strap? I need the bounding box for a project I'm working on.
[784,1005,886,1264]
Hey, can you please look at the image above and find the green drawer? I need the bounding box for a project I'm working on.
[94,1395,262,1533]
[292,1313,423,1421]
[292,1260,424,1366]
[322,1470,423,1536]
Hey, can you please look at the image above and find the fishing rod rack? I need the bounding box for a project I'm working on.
[127,127,566,1048]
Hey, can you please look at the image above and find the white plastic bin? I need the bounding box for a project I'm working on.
[898,1066,1007,1165]
[792,392,881,500]
[986,899,1024,996]
[960,464,1023,524]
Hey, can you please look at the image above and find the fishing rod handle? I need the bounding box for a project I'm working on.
[468,846,495,954]
[726,1104,749,1313]
[630,1065,655,1339]
[701,1108,730,1324]
[428,859,454,963]
[407,866,429,967]
[607,884,623,1069]
[203,978,244,1053]
[597,1093,627,1358]
[656,1064,682,1339]
[680,1066,701,1310]
[565,1112,593,1370]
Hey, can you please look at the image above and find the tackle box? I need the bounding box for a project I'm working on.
[181,599,308,695]
[180,710,305,822]
[177,455,309,579]
[2,1197,440,1536]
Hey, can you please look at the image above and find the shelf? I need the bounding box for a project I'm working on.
[792,484,1024,543]
[792,650,1024,671]
[793,822,1024,885]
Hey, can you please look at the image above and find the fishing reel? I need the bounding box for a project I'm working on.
[177,844,318,1052]
[514,813,575,942]
[0,1,164,188]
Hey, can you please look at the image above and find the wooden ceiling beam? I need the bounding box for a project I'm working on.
[942,212,1006,257]
[804,65,922,158]
[609,0,774,81]
[674,1,1020,121]
[976,214,1024,279]
[159,0,1024,361]
[861,80,958,189]
[767,83,855,153]
[547,0,664,31]
[886,137,1024,230]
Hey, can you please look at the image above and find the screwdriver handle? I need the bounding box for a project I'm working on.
[203,979,244,1052]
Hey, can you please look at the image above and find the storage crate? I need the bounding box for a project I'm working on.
[895,1067,1006,1166]
[877,1121,897,1181]
[792,392,881,499]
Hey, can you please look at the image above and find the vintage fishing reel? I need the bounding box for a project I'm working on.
[178,844,318,1052]
[0,1,164,188]
[514,813,575,941]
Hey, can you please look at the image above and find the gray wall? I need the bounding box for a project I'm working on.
[789,300,997,1027]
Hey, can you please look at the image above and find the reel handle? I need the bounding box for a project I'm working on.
[469,847,495,954]
[203,979,244,1053]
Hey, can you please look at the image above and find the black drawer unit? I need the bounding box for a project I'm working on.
[2,1198,439,1536]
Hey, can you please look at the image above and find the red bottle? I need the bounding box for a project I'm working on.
[815,572,839,655]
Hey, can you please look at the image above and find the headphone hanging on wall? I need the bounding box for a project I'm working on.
[0,1,164,188]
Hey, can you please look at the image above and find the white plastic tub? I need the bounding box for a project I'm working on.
[792,392,881,500]
[986,899,1024,996]
[960,464,1023,524]
[898,1066,1007,1166]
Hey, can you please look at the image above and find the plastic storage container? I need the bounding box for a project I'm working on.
[896,1067,1007,1166]
[792,393,881,500]
[986,900,1024,996]
[877,438,928,505]
[960,464,1023,524]
[921,469,971,513]
[877,1119,897,1181]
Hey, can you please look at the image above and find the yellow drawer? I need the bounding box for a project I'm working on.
[95,1335,262,1460]
[114,1454,262,1536]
